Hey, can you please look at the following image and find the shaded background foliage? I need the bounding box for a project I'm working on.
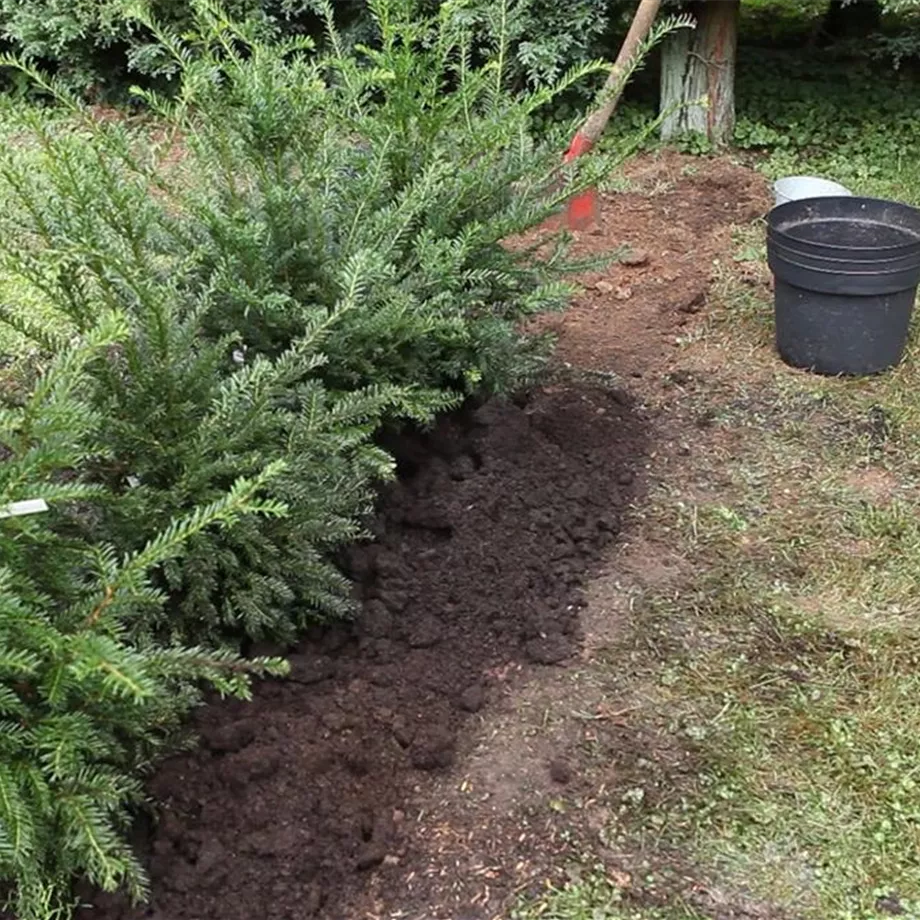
[4,0,920,109]
[0,0,633,96]
[0,0,313,94]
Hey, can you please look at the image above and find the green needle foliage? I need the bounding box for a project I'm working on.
[137,0,619,392]
[0,315,288,920]
[0,2,679,916]
[0,93,456,643]
[0,0,650,643]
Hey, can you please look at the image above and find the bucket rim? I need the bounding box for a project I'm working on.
[768,252,920,281]
[773,175,852,193]
[769,196,920,253]
[767,233,920,264]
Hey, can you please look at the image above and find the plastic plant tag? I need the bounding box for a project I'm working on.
[0,498,50,519]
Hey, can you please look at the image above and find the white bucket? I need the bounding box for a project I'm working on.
[773,176,853,207]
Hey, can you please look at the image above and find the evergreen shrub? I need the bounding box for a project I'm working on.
[0,0,616,643]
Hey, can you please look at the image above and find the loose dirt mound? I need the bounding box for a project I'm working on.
[536,151,771,379]
[85,384,648,920]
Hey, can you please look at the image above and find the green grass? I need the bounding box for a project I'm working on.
[512,876,707,920]
[593,261,920,920]
[511,863,718,920]
[631,461,920,918]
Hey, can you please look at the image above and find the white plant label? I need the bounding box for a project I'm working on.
[0,498,50,519]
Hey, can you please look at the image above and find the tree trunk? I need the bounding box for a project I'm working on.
[660,0,740,147]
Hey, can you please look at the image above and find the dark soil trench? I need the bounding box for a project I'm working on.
[83,382,649,920]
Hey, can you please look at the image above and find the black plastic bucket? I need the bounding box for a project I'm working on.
[767,196,920,375]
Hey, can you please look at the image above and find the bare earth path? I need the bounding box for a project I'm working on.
[354,152,774,920]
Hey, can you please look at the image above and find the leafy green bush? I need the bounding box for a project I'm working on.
[0,0,621,644]
[0,313,288,920]
[0,0,319,94]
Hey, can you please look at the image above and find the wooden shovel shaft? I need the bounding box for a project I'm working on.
[565,0,664,158]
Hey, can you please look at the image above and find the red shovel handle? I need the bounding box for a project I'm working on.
[563,133,598,229]
[564,132,594,161]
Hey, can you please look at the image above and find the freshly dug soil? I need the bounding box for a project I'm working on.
[83,382,647,920]
[532,150,772,379]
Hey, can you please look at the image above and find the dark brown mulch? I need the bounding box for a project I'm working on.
[82,381,648,920]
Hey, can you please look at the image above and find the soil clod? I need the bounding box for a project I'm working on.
[525,634,572,665]
[548,759,573,785]
[621,248,650,267]
[203,721,255,754]
[355,842,388,871]
[406,614,443,648]
[287,654,336,685]
[410,725,457,771]
[458,683,485,713]
[358,599,393,638]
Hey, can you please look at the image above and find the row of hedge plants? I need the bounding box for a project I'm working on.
[0,0,648,915]
[0,0,638,100]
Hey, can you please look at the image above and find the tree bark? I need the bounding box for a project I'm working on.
[660,0,740,147]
